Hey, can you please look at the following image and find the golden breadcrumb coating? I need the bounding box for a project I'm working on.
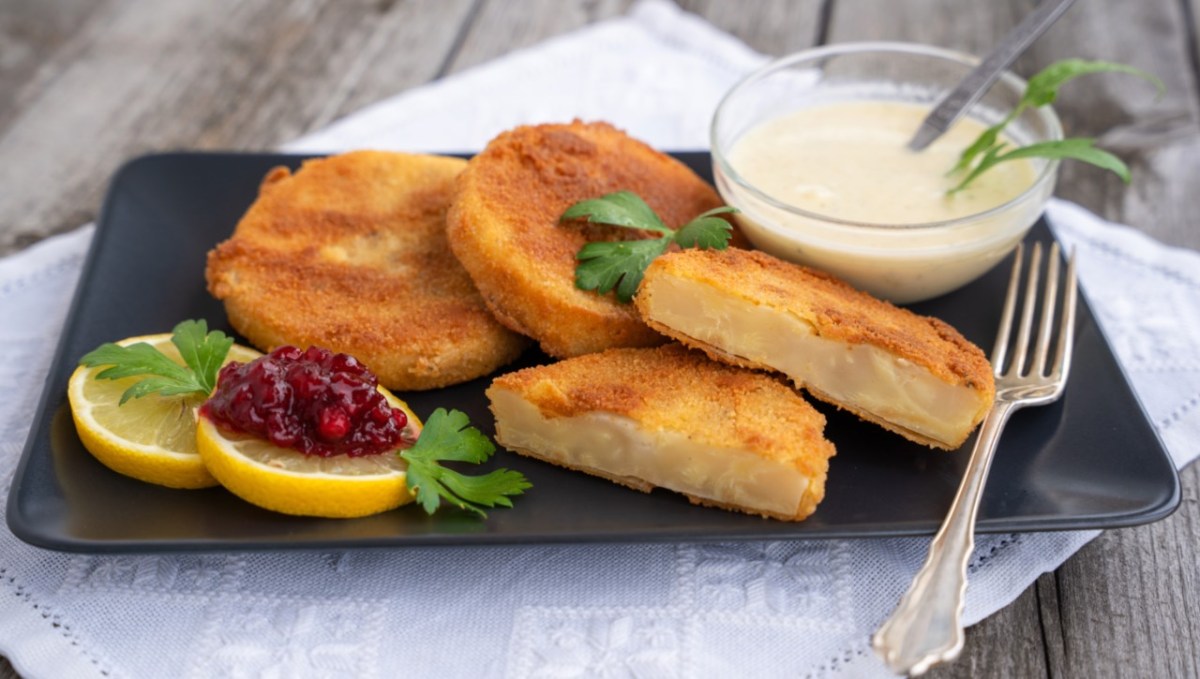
[636,247,996,448]
[447,120,739,358]
[488,344,835,521]
[206,151,528,391]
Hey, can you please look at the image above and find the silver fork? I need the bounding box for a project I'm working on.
[871,242,1078,676]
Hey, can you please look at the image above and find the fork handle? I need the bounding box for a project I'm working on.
[872,402,1016,676]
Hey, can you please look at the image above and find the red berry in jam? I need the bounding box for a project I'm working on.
[201,346,411,457]
[318,407,351,441]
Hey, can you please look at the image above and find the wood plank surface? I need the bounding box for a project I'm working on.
[444,0,632,73]
[0,0,474,256]
[1,1,1198,678]
[676,0,826,54]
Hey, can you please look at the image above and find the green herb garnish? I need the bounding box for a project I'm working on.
[561,191,737,302]
[949,59,1164,193]
[79,319,233,404]
[400,408,531,517]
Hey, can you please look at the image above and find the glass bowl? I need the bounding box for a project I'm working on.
[711,42,1062,303]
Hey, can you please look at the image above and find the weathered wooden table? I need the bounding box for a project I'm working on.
[2,1,1196,676]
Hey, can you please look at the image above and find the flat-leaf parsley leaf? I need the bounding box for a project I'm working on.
[562,191,671,234]
[400,408,531,517]
[562,191,737,302]
[79,319,234,404]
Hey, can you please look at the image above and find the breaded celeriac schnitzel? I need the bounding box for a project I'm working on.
[447,120,737,359]
[487,344,835,521]
[635,248,995,449]
[206,151,528,391]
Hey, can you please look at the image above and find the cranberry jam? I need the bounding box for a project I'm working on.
[201,346,412,457]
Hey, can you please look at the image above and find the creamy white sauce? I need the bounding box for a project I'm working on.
[728,101,1036,225]
[720,101,1051,303]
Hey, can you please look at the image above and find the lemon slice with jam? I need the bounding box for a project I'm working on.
[196,391,421,518]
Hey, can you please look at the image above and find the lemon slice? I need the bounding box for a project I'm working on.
[196,392,422,518]
[68,334,262,489]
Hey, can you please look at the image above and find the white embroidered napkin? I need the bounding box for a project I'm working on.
[2,2,1198,678]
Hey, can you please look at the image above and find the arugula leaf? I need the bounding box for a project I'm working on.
[400,408,531,517]
[561,193,738,303]
[949,112,1015,176]
[950,59,1162,188]
[79,320,233,404]
[1022,59,1163,109]
[950,138,1129,194]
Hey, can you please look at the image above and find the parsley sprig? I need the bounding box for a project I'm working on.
[561,191,737,303]
[79,319,233,404]
[949,59,1164,193]
[400,408,531,517]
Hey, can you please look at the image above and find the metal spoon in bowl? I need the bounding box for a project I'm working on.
[907,0,1077,151]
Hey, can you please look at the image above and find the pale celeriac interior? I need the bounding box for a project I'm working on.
[642,276,987,447]
[489,388,813,518]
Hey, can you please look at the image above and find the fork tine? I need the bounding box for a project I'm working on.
[1008,242,1043,376]
[1051,248,1078,378]
[1031,243,1061,376]
[991,243,1025,372]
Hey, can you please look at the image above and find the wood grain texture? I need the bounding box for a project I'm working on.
[676,0,824,55]
[928,586,1051,679]
[1048,463,1200,679]
[1035,570,1068,677]
[0,0,474,255]
[828,0,1023,54]
[443,0,634,74]
[0,0,108,132]
[2,1,1199,678]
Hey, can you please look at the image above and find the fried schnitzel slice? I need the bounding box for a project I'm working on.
[447,121,735,358]
[206,151,528,391]
[487,344,835,521]
[636,248,995,449]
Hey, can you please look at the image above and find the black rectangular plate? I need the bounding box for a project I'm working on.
[6,151,1181,553]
